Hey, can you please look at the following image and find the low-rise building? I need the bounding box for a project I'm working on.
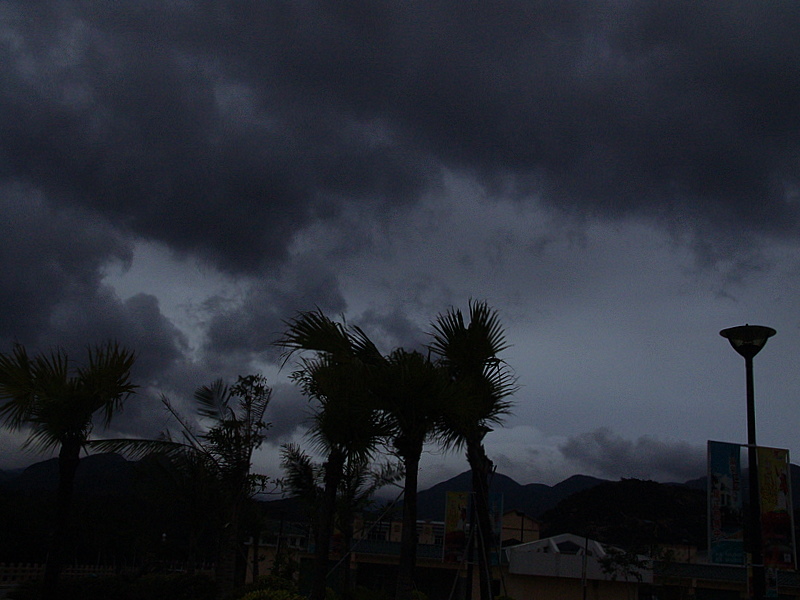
[503,533,651,600]
[248,513,800,600]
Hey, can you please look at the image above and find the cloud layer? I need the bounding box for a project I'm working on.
[2,2,799,483]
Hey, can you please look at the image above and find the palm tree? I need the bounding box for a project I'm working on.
[429,301,516,600]
[371,348,452,600]
[281,443,402,600]
[280,442,324,531]
[0,341,136,595]
[277,310,385,600]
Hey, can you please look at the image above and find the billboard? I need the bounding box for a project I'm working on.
[489,492,504,565]
[708,441,796,571]
[758,446,796,570]
[443,491,470,563]
[443,491,505,564]
[708,441,745,565]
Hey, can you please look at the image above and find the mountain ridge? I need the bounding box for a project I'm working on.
[5,453,798,522]
[410,471,609,520]
[0,454,665,520]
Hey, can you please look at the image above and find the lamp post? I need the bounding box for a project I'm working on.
[719,324,776,600]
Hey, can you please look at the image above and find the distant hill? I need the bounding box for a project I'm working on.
[2,452,135,495]
[412,471,608,520]
[7,453,799,525]
[540,477,707,548]
[2,455,609,515]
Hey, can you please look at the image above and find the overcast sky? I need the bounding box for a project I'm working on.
[2,1,799,489]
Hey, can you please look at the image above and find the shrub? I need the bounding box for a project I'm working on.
[224,574,300,600]
[238,589,305,600]
[135,572,218,600]
[352,585,390,600]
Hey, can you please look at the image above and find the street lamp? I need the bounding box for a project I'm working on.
[719,324,776,600]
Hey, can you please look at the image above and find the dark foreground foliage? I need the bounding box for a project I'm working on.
[8,572,217,600]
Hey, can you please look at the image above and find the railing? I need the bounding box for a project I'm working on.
[0,562,215,587]
[0,562,116,586]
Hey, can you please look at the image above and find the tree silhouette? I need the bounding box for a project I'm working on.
[281,443,402,599]
[0,341,136,596]
[97,374,273,594]
[371,348,452,600]
[429,301,516,600]
[277,310,385,600]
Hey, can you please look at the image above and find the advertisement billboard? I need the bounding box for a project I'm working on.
[708,441,745,565]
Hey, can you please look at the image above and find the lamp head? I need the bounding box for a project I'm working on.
[719,324,776,359]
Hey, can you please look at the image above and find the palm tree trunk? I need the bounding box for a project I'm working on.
[41,440,81,598]
[395,446,422,600]
[340,513,354,600]
[466,440,495,600]
[311,449,346,600]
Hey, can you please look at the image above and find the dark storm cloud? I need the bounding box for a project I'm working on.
[0,187,184,383]
[265,381,315,443]
[203,258,347,362]
[560,427,705,482]
[0,186,127,344]
[2,0,800,445]
[1,1,437,275]
[0,186,189,437]
[357,307,429,353]
[4,1,799,282]
[246,1,800,235]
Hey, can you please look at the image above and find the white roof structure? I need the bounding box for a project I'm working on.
[504,533,653,584]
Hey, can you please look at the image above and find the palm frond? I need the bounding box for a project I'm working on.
[0,343,37,430]
[279,310,388,486]
[0,342,137,454]
[194,379,232,421]
[428,305,465,362]
[3,348,69,448]
[307,390,380,463]
[374,348,450,445]
[280,443,322,502]
[349,326,383,364]
[430,301,510,371]
[88,437,189,459]
[276,309,354,364]
[467,299,510,357]
[21,423,73,454]
[161,394,208,455]
[79,341,137,427]
[428,300,516,448]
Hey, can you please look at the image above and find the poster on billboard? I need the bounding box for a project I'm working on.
[758,446,796,570]
[489,492,504,565]
[708,440,745,565]
[443,491,470,563]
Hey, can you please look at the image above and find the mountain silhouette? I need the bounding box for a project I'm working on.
[540,477,708,548]
[1,452,135,495]
[411,471,608,520]
[4,453,799,524]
